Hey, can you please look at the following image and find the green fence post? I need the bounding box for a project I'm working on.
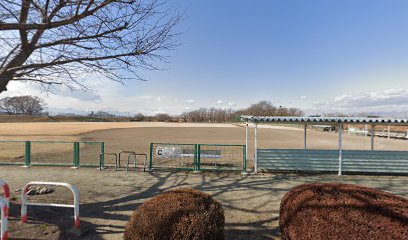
[73,142,80,167]
[73,142,76,166]
[149,143,153,171]
[193,144,197,172]
[100,142,105,169]
[197,144,201,171]
[242,145,247,175]
[193,144,200,172]
[24,141,31,167]
[76,142,80,167]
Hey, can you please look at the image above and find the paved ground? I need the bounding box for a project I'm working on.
[1,166,408,239]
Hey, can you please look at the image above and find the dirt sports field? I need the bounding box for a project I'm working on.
[0,122,408,239]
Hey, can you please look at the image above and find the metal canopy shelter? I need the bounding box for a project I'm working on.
[241,116,408,175]
[241,116,408,125]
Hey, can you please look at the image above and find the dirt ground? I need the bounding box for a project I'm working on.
[1,167,408,239]
[2,122,407,159]
[0,122,237,138]
[83,124,408,157]
[0,122,408,239]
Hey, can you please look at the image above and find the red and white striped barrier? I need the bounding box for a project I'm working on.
[0,198,7,240]
[21,182,80,229]
[0,181,9,216]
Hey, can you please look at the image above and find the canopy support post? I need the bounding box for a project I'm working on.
[304,125,307,150]
[364,124,368,137]
[338,124,343,176]
[245,122,248,168]
[254,122,258,174]
[371,125,375,151]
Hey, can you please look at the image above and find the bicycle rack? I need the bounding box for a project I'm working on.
[21,182,80,229]
[126,153,147,172]
[99,153,118,171]
[118,151,136,168]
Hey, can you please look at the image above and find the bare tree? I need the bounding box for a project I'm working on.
[179,101,304,123]
[133,112,145,121]
[235,100,304,117]
[236,100,278,116]
[89,110,115,118]
[0,0,181,93]
[154,113,171,122]
[0,95,46,114]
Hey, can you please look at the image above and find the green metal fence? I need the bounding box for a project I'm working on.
[0,140,104,167]
[149,143,247,173]
[149,143,196,171]
[0,140,27,165]
[79,141,105,167]
[30,141,75,166]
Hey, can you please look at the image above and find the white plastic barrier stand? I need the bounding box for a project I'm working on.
[0,181,9,215]
[21,182,80,229]
[0,198,7,240]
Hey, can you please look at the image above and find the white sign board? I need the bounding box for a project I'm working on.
[156,146,182,158]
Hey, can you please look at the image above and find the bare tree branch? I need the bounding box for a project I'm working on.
[0,0,116,30]
[0,0,181,93]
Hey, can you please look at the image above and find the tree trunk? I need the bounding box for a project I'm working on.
[0,72,12,94]
[0,46,37,94]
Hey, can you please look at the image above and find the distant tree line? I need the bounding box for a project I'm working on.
[0,95,46,115]
[133,100,304,123]
[0,97,303,122]
[87,111,116,118]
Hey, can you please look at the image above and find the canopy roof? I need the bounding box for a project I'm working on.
[240,116,408,126]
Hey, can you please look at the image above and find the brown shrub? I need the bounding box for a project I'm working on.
[279,183,408,240]
[124,188,225,240]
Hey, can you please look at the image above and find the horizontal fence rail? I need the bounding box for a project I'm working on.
[257,149,408,174]
[0,140,103,167]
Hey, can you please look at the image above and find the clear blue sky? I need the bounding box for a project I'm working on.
[6,0,408,115]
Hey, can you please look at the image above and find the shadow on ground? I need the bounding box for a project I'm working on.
[72,172,294,239]
[7,201,102,240]
[4,169,408,240]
